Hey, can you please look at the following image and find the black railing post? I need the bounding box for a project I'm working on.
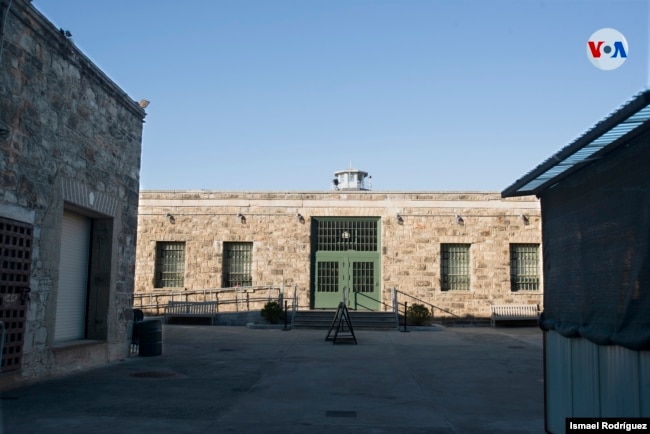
[401,301,409,333]
[283,299,289,331]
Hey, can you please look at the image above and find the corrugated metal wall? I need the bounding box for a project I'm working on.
[545,331,650,434]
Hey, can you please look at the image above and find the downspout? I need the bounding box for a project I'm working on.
[0,0,14,140]
[0,0,14,63]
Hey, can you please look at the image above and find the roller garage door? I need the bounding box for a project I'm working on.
[54,210,91,342]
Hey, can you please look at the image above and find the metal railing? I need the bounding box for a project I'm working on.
[133,285,283,316]
[291,285,298,325]
[391,288,399,322]
[339,286,395,312]
[0,320,4,374]
[342,286,349,306]
[392,288,461,319]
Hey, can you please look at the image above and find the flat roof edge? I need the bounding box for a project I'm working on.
[502,89,650,197]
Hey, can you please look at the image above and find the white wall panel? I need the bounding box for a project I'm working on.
[545,331,573,434]
[640,351,650,416]
[599,345,640,417]
[54,210,90,342]
[545,331,650,433]
[571,337,600,416]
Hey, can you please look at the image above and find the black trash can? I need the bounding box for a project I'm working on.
[138,319,162,357]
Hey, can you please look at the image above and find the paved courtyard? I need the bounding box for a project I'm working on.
[0,324,544,433]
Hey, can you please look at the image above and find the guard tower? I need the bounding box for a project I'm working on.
[331,167,372,191]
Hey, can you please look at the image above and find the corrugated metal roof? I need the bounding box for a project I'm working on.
[502,90,650,197]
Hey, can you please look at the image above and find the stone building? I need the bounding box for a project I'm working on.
[0,0,145,388]
[136,174,542,321]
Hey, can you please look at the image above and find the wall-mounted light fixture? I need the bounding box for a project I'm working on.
[139,99,150,109]
[455,214,464,225]
[396,213,404,225]
[237,213,246,223]
[296,212,305,224]
[166,213,175,224]
[520,214,530,225]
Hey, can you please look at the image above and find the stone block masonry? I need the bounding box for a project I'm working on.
[1,0,145,389]
[136,191,542,321]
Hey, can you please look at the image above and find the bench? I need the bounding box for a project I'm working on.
[165,301,218,325]
[490,304,540,327]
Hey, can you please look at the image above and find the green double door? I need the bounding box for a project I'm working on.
[314,255,380,310]
[312,217,381,311]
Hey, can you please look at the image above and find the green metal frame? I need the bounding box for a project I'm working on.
[311,218,381,310]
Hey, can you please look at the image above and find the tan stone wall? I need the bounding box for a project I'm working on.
[136,191,541,320]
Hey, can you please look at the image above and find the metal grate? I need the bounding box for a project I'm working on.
[130,371,177,378]
[155,242,185,288]
[510,244,540,291]
[441,244,470,291]
[317,261,339,293]
[325,410,357,418]
[315,219,378,252]
[0,217,31,372]
[223,242,253,287]
[352,262,374,293]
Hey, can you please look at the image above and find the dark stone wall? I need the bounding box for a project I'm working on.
[0,0,145,386]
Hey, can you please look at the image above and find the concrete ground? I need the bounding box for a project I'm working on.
[0,324,545,433]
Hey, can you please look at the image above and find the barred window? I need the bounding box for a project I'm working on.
[315,219,378,252]
[223,242,253,287]
[316,261,339,293]
[510,244,540,291]
[441,244,470,291]
[155,242,185,288]
[352,261,375,293]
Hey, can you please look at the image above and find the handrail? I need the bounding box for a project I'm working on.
[349,290,394,312]
[133,285,283,315]
[0,320,5,374]
[291,285,298,325]
[134,285,281,301]
[394,289,461,318]
[391,287,399,322]
[236,286,244,311]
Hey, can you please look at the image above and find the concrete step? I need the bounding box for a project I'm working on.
[292,310,398,330]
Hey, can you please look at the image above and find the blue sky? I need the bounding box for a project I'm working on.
[33,0,649,192]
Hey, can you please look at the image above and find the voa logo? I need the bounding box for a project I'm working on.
[587,28,628,70]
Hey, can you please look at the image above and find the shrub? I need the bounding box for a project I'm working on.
[407,303,432,326]
[261,301,283,324]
